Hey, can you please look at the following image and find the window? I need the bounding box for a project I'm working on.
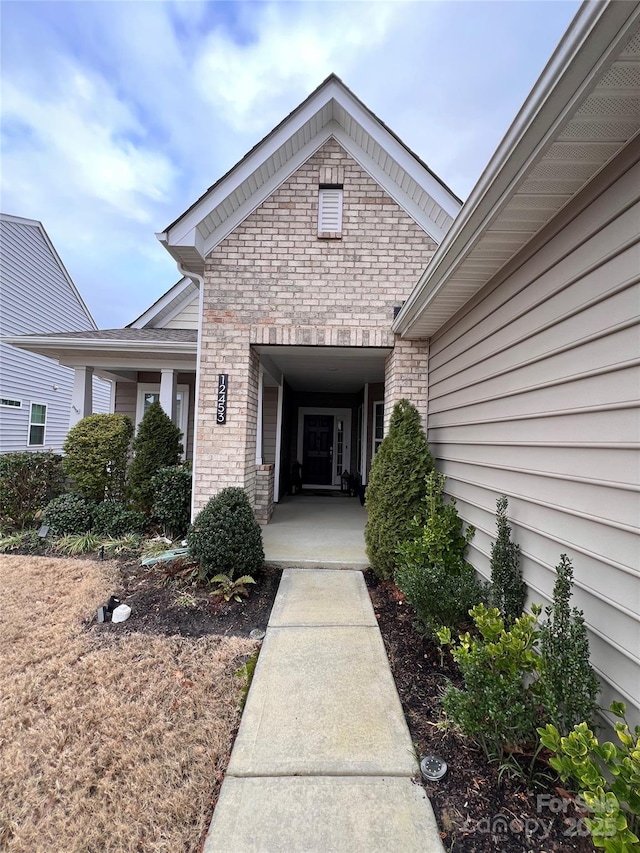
[1,398,21,408]
[318,185,343,237]
[135,384,189,458]
[372,402,384,456]
[28,403,47,446]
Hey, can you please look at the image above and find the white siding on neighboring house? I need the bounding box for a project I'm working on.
[428,155,640,723]
[162,296,199,330]
[0,215,111,453]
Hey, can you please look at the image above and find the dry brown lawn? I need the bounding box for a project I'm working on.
[0,555,255,853]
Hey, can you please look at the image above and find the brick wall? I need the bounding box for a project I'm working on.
[384,338,429,431]
[194,137,436,511]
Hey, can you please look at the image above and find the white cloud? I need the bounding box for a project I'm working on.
[192,2,402,132]
[2,62,176,223]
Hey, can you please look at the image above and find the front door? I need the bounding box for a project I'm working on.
[302,415,334,485]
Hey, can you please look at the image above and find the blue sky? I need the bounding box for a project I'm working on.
[1,0,581,328]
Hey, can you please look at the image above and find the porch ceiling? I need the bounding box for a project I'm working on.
[253,345,391,393]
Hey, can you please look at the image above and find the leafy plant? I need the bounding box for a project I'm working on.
[395,471,485,635]
[53,532,103,555]
[0,529,44,554]
[43,493,94,535]
[63,414,133,502]
[210,574,256,602]
[0,451,64,529]
[128,402,183,514]
[437,603,543,763]
[539,554,599,735]
[92,501,146,538]
[490,495,525,625]
[187,487,264,582]
[539,702,640,852]
[364,399,434,579]
[101,534,142,558]
[152,464,192,539]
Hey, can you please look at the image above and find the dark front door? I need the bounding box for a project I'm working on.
[302,415,334,485]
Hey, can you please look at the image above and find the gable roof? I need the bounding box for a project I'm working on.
[157,74,462,276]
[393,0,640,339]
[0,213,98,332]
[127,276,199,329]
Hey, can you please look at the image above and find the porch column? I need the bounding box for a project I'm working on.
[160,369,177,423]
[255,365,264,465]
[70,366,93,428]
[273,383,284,502]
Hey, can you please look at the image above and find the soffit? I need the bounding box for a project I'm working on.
[395,4,640,340]
[253,345,391,393]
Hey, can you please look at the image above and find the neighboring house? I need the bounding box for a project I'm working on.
[0,214,111,453]
[8,2,638,722]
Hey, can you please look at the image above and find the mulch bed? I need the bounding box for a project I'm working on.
[82,554,592,851]
[365,570,594,853]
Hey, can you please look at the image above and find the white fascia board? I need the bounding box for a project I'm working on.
[166,89,336,247]
[129,277,192,328]
[332,87,462,218]
[2,336,197,356]
[200,130,334,258]
[393,0,640,338]
[331,127,448,244]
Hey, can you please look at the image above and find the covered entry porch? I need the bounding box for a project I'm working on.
[261,494,368,569]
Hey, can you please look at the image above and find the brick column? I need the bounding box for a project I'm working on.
[254,464,275,525]
[384,338,429,431]
[193,326,260,512]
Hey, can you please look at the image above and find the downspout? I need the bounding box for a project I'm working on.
[177,263,205,523]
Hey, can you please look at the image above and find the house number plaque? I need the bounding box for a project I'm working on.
[216,374,228,424]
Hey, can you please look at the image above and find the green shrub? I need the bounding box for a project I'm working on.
[187,487,264,581]
[0,451,64,529]
[152,465,192,539]
[539,702,640,852]
[92,501,146,537]
[395,471,485,635]
[43,493,93,535]
[490,495,525,626]
[438,603,544,763]
[539,554,599,735]
[63,414,133,502]
[364,399,434,579]
[128,402,183,514]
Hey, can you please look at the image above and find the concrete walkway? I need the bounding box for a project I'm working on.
[262,496,368,569]
[203,569,444,853]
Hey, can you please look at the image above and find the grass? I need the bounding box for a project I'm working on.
[0,555,256,853]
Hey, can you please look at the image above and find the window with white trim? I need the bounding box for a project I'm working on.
[28,403,47,446]
[135,384,189,458]
[318,185,343,237]
[372,401,384,456]
[1,398,22,408]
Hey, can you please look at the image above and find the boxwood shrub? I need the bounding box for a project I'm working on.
[43,494,94,535]
[187,487,264,581]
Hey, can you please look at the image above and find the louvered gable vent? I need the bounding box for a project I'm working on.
[318,186,343,237]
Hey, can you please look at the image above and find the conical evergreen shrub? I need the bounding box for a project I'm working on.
[364,398,434,579]
[128,401,182,513]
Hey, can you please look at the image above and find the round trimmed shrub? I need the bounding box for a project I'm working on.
[187,487,264,581]
[63,414,133,502]
[364,399,434,579]
[43,494,93,535]
[92,501,146,538]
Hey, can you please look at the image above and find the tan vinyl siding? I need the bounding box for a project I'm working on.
[262,386,278,464]
[114,381,137,422]
[162,296,199,329]
[429,155,640,724]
